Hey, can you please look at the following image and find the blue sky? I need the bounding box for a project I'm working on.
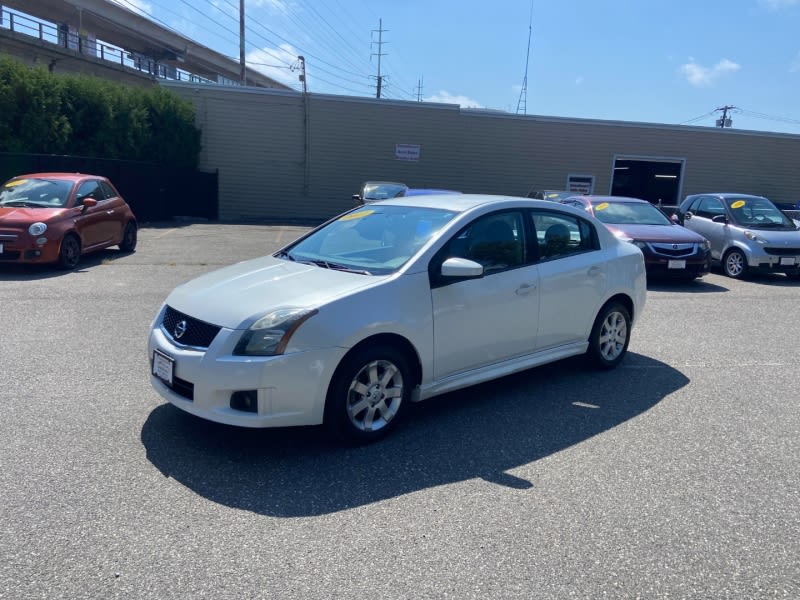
[100,0,800,135]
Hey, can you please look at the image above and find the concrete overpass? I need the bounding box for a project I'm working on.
[0,0,294,89]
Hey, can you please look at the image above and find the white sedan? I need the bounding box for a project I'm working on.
[148,195,647,443]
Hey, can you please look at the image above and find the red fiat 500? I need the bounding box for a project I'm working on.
[0,172,138,269]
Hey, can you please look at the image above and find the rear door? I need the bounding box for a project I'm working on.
[533,210,609,349]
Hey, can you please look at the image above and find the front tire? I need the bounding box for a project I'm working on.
[119,221,138,252]
[325,345,411,444]
[587,302,631,369]
[723,248,748,279]
[58,234,81,270]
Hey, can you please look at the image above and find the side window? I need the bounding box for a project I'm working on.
[75,180,102,204]
[99,180,117,199]
[532,211,596,260]
[438,211,526,274]
[695,197,725,219]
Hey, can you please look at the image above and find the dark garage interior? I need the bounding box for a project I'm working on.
[611,158,683,206]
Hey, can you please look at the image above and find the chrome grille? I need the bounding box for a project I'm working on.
[161,305,221,348]
[648,242,696,258]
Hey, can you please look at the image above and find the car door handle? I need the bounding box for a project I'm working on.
[106,210,115,214]
[587,266,603,277]
[515,283,537,295]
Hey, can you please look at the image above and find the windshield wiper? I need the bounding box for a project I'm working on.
[300,259,371,275]
[1,201,39,207]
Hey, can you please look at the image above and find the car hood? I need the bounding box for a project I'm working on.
[165,255,385,329]
[606,223,705,243]
[0,206,70,225]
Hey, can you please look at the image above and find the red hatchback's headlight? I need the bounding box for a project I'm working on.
[28,222,48,236]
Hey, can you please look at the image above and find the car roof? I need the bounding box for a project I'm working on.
[569,195,650,204]
[369,193,578,213]
[8,172,98,182]
[686,192,767,200]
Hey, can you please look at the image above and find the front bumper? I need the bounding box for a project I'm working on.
[642,245,711,278]
[147,326,347,428]
[0,232,60,264]
[744,246,800,274]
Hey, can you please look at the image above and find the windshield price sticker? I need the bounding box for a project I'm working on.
[731,200,746,209]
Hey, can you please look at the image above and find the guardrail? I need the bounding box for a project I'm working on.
[0,7,218,85]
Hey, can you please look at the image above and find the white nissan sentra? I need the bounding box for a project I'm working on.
[148,195,647,443]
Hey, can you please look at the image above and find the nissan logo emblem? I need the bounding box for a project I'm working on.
[174,320,187,339]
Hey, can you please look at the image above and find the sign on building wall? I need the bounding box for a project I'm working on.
[566,174,595,195]
[396,144,421,161]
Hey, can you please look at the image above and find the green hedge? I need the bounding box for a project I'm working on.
[0,55,200,168]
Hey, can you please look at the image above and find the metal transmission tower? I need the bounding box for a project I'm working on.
[516,1,534,114]
[371,19,388,98]
[415,76,424,102]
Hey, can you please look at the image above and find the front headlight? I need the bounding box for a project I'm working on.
[233,308,318,356]
[743,231,765,244]
[631,240,647,250]
[700,239,711,250]
[28,222,47,236]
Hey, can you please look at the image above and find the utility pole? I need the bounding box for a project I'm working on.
[239,0,245,85]
[296,55,307,93]
[414,76,424,102]
[371,19,387,99]
[715,105,736,128]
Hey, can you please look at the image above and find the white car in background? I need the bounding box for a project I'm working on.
[148,194,647,443]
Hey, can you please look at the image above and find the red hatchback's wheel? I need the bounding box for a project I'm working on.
[58,234,81,270]
[119,221,138,253]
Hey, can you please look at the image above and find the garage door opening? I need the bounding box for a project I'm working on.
[611,158,683,206]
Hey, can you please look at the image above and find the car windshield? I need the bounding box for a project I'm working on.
[725,197,794,228]
[281,205,458,275]
[363,182,408,201]
[0,178,73,207]
[593,200,672,226]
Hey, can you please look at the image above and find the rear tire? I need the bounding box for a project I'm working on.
[587,302,631,369]
[325,345,411,444]
[58,234,81,270]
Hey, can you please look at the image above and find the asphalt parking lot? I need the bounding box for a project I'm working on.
[1,222,798,599]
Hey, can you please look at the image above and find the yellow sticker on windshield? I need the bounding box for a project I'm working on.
[731,200,746,209]
[340,209,374,221]
[595,202,609,211]
[546,193,560,199]
[4,179,27,187]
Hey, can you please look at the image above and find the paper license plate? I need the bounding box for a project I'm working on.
[668,260,686,269]
[780,257,796,266]
[152,350,174,385]
[0,243,3,253]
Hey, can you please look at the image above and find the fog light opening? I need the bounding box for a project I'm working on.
[230,390,258,413]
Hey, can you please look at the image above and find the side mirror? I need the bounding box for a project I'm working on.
[712,214,727,224]
[441,256,484,278]
[670,214,680,223]
[80,198,98,211]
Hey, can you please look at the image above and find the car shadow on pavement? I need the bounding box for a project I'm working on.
[141,352,688,517]
[0,249,131,280]
[647,277,729,293]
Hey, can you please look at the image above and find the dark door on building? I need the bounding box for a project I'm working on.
[611,158,683,206]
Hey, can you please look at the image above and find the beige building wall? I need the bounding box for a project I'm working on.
[163,82,800,222]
